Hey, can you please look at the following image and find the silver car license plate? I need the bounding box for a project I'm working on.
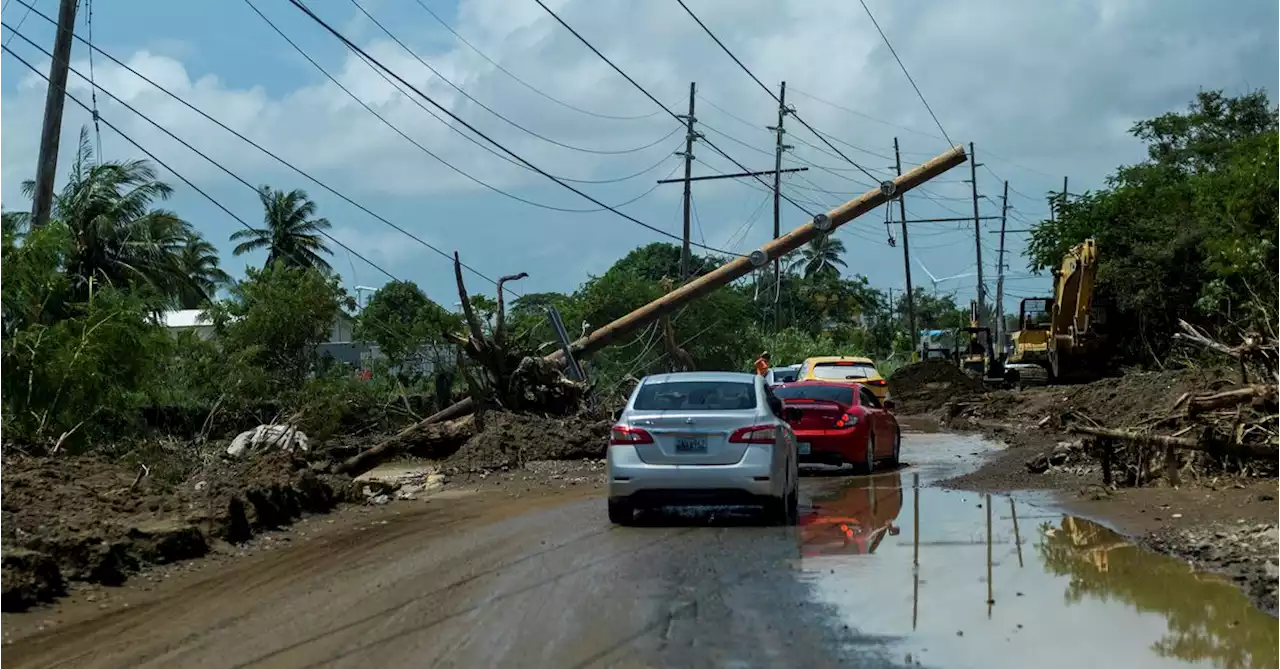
[675,437,708,453]
[797,442,811,455]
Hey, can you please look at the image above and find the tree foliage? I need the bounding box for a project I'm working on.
[1027,90,1278,363]
[355,280,459,374]
[230,185,334,272]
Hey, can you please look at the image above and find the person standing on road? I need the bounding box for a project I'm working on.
[754,351,771,376]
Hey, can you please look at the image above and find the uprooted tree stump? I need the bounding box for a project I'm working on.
[335,254,587,476]
[443,252,586,416]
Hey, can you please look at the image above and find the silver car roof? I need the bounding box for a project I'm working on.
[639,371,759,385]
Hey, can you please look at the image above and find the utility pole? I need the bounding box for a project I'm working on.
[678,82,697,281]
[768,81,792,332]
[994,181,1009,356]
[894,137,917,357]
[968,142,986,328]
[29,0,80,229]
[1059,175,1069,219]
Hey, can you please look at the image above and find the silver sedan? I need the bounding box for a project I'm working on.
[606,371,800,525]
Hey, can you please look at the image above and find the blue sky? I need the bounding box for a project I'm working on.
[3,0,1276,310]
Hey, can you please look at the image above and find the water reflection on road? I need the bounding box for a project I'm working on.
[798,428,1278,669]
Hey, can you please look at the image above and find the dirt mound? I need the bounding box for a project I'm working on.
[945,368,1236,429]
[888,360,986,414]
[443,412,611,474]
[1,450,353,612]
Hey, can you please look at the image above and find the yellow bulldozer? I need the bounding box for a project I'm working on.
[1004,238,1107,387]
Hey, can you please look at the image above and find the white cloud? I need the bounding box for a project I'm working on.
[2,0,1274,298]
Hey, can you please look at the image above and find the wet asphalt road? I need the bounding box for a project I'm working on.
[6,428,1276,668]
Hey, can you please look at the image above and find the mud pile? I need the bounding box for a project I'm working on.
[443,412,611,474]
[944,368,1236,430]
[887,360,986,414]
[1,451,354,612]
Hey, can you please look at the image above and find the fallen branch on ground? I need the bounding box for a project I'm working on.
[1067,424,1274,459]
[1187,385,1278,415]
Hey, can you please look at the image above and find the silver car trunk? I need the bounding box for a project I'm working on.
[626,409,762,465]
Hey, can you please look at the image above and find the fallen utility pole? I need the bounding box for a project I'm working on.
[337,145,969,475]
[29,0,79,229]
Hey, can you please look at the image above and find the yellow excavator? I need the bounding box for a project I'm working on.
[1004,238,1106,387]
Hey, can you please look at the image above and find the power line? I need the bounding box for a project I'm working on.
[0,0,35,47]
[3,39,492,351]
[406,0,660,122]
[293,7,676,187]
[530,0,819,219]
[286,0,740,256]
[345,0,678,157]
[3,11,511,289]
[856,0,952,147]
[84,0,101,156]
[673,0,883,184]
[0,43,398,285]
[243,0,672,212]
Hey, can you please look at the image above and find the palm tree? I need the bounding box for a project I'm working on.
[230,185,333,271]
[175,233,231,309]
[788,234,847,279]
[20,127,194,300]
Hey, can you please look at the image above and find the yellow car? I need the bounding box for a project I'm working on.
[795,356,890,403]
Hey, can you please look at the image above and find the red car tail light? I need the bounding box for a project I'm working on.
[609,425,653,445]
[728,425,777,444]
[835,413,859,428]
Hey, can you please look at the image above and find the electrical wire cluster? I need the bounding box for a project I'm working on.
[1,0,1069,339]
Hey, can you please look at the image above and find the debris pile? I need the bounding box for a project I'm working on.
[887,360,987,414]
[0,450,352,612]
[443,412,611,474]
[1065,322,1278,487]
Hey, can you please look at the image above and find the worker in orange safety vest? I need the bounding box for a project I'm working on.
[754,351,771,376]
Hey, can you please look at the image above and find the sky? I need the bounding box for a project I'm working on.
[2,0,1276,311]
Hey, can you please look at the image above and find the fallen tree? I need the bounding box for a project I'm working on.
[335,146,970,476]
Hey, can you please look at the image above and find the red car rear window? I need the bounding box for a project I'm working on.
[774,385,855,405]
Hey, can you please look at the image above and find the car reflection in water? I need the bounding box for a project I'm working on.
[799,470,903,557]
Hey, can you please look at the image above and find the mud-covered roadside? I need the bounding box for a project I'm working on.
[888,363,1279,615]
[1,411,611,613]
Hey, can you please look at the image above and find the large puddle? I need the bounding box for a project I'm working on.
[797,432,1279,669]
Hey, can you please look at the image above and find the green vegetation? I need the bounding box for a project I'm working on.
[0,127,979,453]
[1028,90,1278,364]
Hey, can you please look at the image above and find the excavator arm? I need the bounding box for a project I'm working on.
[1047,238,1103,380]
[1051,238,1099,346]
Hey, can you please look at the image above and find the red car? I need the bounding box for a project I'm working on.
[774,380,901,473]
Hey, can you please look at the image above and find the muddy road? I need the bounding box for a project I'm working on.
[4,427,1276,669]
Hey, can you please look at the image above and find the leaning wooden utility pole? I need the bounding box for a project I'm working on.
[678,82,697,281]
[894,137,917,357]
[768,81,791,331]
[337,146,970,475]
[29,0,80,229]
[968,141,986,328]
[994,180,1009,353]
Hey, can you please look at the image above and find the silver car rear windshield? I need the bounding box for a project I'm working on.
[633,381,757,411]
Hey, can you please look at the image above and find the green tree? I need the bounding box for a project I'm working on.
[230,185,334,272]
[175,233,231,309]
[207,262,352,392]
[355,280,459,373]
[1027,90,1278,363]
[18,127,195,304]
[787,234,847,279]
